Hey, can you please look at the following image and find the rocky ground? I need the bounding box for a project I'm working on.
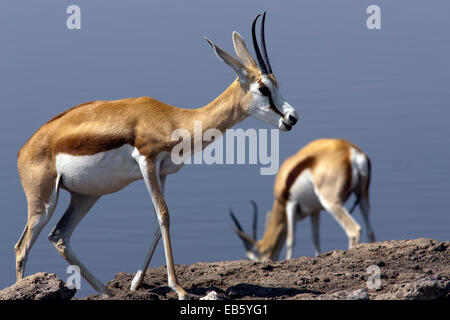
[1,238,448,300]
[0,272,76,300]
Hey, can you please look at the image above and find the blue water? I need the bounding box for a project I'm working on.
[0,0,449,297]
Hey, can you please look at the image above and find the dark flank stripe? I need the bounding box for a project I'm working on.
[282,156,316,201]
[53,131,136,156]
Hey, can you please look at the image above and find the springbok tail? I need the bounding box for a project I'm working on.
[350,149,372,214]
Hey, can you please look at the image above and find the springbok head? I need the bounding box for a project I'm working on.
[205,12,298,131]
[230,201,264,261]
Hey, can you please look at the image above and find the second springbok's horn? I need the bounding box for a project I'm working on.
[229,209,254,249]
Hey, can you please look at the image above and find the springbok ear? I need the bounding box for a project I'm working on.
[204,37,248,82]
[232,31,257,68]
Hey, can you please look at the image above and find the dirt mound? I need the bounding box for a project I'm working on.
[0,272,76,300]
[81,238,449,300]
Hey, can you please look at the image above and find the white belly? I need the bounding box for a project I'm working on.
[289,169,322,215]
[55,144,143,196]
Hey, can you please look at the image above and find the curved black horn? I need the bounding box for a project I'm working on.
[250,201,258,240]
[252,14,269,75]
[260,12,273,74]
[229,209,244,232]
[229,209,255,251]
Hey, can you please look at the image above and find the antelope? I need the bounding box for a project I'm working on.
[230,138,375,261]
[14,13,298,299]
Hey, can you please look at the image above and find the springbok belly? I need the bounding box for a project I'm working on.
[55,144,142,196]
[289,169,322,215]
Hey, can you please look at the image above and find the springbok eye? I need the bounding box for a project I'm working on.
[258,86,271,96]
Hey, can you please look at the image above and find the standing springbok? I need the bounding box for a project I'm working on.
[14,13,298,299]
[230,138,375,261]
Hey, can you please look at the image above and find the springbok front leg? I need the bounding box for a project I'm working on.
[47,192,107,296]
[285,201,298,260]
[130,175,166,291]
[134,152,188,300]
[310,211,321,256]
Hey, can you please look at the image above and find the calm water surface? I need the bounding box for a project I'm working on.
[0,1,449,297]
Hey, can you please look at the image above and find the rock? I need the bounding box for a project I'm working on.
[0,272,75,300]
[404,277,449,300]
[376,276,449,300]
[200,291,220,300]
[431,243,448,252]
[347,289,369,300]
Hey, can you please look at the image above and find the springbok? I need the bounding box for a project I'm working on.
[230,138,375,261]
[14,13,298,299]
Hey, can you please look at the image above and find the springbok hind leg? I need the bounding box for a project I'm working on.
[319,196,362,249]
[359,196,376,242]
[47,192,108,297]
[15,173,60,280]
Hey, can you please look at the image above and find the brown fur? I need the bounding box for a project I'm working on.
[15,70,268,298]
[254,139,372,260]
[256,198,287,260]
[15,28,288,298]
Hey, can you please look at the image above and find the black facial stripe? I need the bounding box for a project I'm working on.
[259,85,284,117]
[268,95,284,117]
[259,86,271,96]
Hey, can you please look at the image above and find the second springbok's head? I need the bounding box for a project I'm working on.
[205,12,298,131]
[229,201,284,262]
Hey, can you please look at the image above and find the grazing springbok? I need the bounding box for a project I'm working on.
[14,13,298,299]
[230,138,375,261]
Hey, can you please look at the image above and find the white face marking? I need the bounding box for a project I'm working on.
[247,75,298,131]
[248,81,280,127]
[56,144,142,196]
[246,250,261,262]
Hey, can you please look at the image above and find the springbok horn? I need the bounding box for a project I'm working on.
[229,209,255,250]
[260,12,273,74]
[230,209,244,232]
[252,14,269,75]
